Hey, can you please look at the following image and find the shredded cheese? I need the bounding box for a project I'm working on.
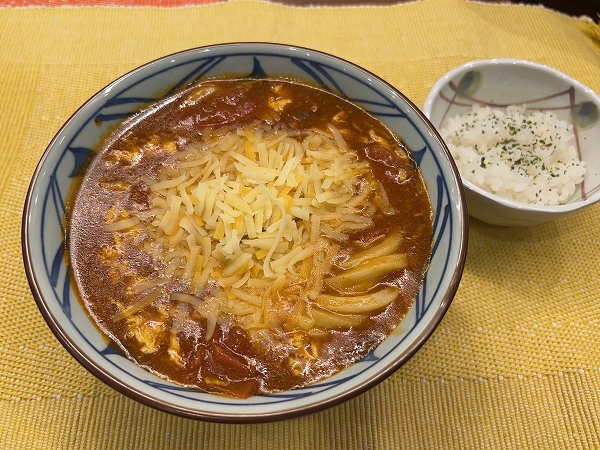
[135,119,393,338]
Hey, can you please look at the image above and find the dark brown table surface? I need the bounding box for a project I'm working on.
[273,0,599,22]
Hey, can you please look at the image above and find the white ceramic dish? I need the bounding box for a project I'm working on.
[423,59,600,227]
[22,43,468,422]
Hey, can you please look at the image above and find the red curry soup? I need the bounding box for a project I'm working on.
[67,78,433,398]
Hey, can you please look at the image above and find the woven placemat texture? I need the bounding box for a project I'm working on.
[1,0,600,448]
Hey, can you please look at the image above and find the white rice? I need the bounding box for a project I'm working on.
[440,105,586,206]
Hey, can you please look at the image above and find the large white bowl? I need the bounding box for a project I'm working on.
[22,43,468,422]
[423,59,600,227]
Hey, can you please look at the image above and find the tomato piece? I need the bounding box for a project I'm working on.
[211,342,252,375]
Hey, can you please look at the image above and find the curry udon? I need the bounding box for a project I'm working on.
[67,78,433,398]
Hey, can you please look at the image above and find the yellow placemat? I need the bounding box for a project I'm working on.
[2,0,600,448]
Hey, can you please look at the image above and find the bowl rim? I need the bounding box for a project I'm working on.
[22,42,468,422]
[423,58,600,214]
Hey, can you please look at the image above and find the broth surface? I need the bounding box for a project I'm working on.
[68,78,433,398]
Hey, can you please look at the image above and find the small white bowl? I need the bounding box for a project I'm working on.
[423,59,600,227]
[22,43,468,422]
